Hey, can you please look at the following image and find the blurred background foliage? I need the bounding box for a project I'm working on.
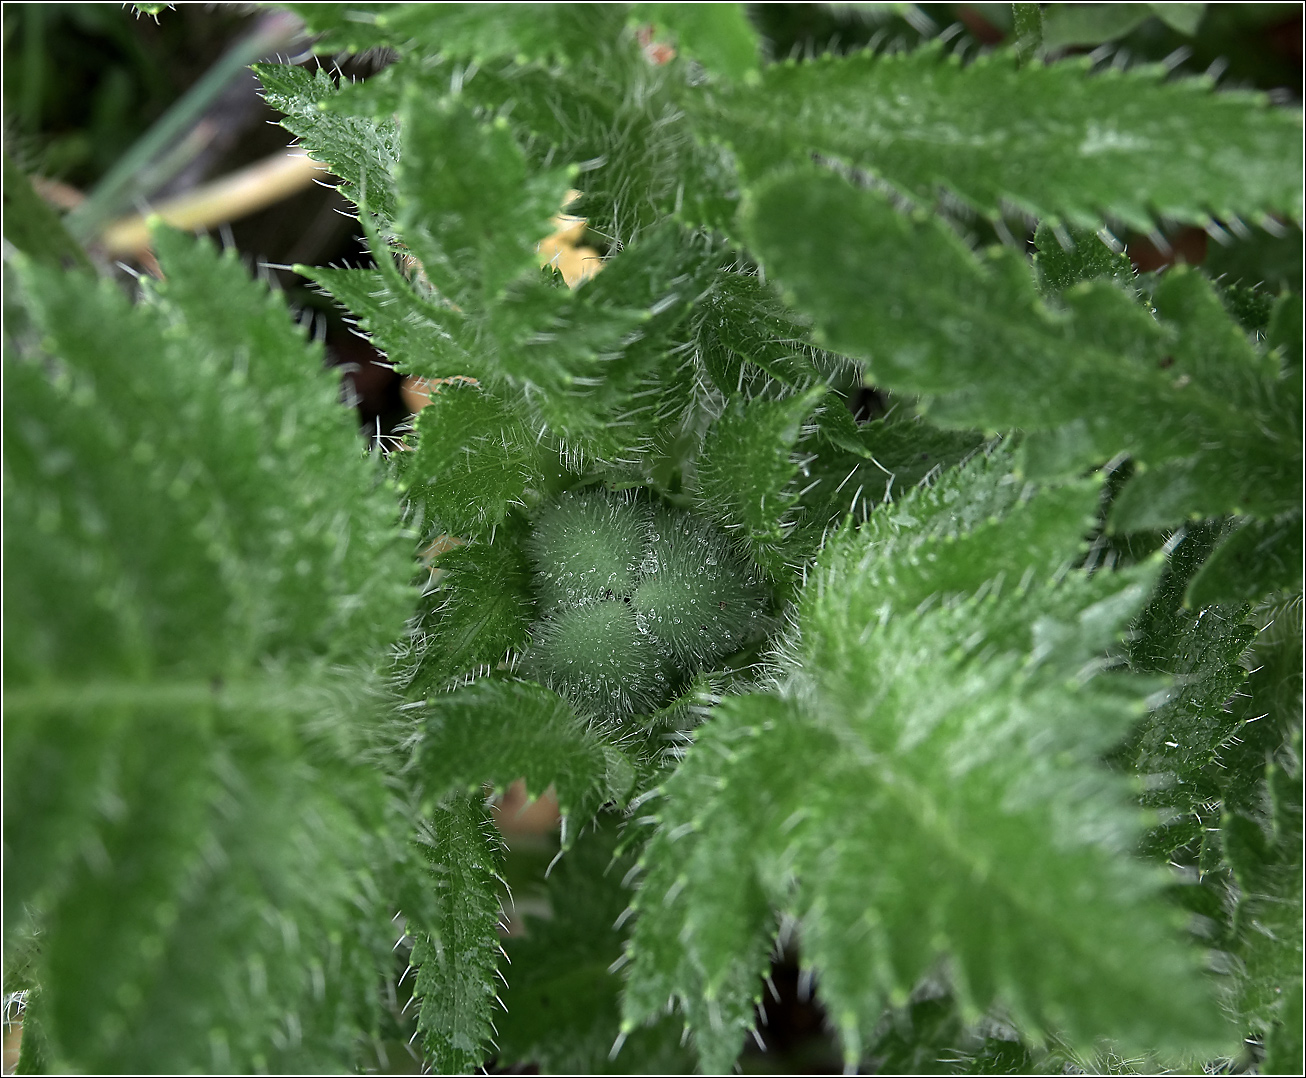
[4,3,235,186]
[2,4,1300,1074]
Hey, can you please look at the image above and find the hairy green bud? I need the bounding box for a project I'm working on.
[632,508,764,668]
[523,491,766,718]
[526,491,650,611]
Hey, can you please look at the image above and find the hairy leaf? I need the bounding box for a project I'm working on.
[742,170,1300,527]
[400,381,544,539]
[2,154,92,272]
[627,451,1230,1068]
[448,50,739,242]
[1187,512,1304,606]
[1206,227,1304,297]
[418,679,633,826]
[1041,4,1154,50]
[707,46,1302,229]
[26,705,403,1073]
[694,386,826,577]
[3,229,415,1072]
[1220,597,1304,818]
[396,532,536,697]
[1225,748,1303,1069]
[1117,522,1258,862]
[693,271,826,399]
[396,89,574,305]
[316,222,726,463]
[1033,222,1135,296]
[286,1,628,65]
[502,223,722,457]
[497,819,695,1074]
[411,794,505,1075]
[254,64,400,220]
[304,266,479,382]
[795,400,990,529]
[622,694,786,1073]
[632,3,760,82]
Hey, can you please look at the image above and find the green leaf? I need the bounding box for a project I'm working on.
[13,988,50,1074]
[1149,3,1206,36]
[623,695,787,1073]
[807,449,1136,656]
[287,1,629,65]
[4,230,415,1071]
[862,986,1050,1075]
[411,793,505,1076]
[317,219,726,463]
[1186,512,1304,606]
[316,29,743,241]
[1267,293,1303,373]
[1216,279,1278,335]
[7,680,408,1073]
[34,713,211,1067]
[627,452,1230,1068]
[254,63,400,220]
[795,399,989,529]
[396,531,536,697]
[741,170,1300,526]
[417,679,633,826]
[1011,2,1044,63]
[496,819,695,1074]
[1265,979,1304,1076]
[1041,4,1153,50]
[694,272,827,398]
[1115,521,1258,862]
[504,222,724,456]
[694,386,826,577]
[455,50,740,242]
[400,381,545,539]
[6,229,413,675]
[631,3,760,82]
[706,47,1302,229]
[1217,595,1304,822]
[1109,269,1299,528]
[1033,221,1135,296]
[396,89,574,305]
[1205,225,1303,296]
[304,265,479,382]
[1224,748,1303,1064]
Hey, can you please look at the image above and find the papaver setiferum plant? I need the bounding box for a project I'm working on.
[3,3,1301,1074]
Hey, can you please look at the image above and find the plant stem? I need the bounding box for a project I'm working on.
[20,5,45,135]
[99,147,329,255]
[1012,3,1044,64]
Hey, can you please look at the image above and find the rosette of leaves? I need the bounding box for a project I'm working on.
[10,1,1301,1074]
